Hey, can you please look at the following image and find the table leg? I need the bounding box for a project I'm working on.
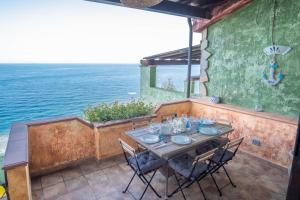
[164,166,169,200]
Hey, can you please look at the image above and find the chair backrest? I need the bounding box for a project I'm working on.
[216,118,232,127]
[226,137,244,156]
[119,138,142,172]
[161,113,177,122]
[119,138,135,157]
[188,148,218,179]
[193,147,217,165]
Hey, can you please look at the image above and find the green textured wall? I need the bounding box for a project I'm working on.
[140,66,186,103]
[207,0,300,117]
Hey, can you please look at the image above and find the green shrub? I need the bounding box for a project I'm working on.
[84,100,154,123]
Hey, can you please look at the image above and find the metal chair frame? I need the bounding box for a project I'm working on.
[209,137,244,194]
[168,148,224,200]
[119,139,163,200]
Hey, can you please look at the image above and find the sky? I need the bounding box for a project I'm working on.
[0,0,201,63]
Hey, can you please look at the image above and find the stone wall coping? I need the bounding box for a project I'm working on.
[190,98,298,125]
[93,114,157,128]
[3,122,28,170]
[26,116,93,128]
[154,99,191,113]
[3,116,93,170]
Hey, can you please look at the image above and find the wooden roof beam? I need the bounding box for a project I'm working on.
[86,0,212,19]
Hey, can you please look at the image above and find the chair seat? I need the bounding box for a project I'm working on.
[211,149,234,164]
[196,137,229,155]
[128,151,166,174]
[168,154,208,179]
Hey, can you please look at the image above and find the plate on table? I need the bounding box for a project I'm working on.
[171,135,192,145]
[200,119,215,125]
[199,127,218,135]
[139,134,160,144]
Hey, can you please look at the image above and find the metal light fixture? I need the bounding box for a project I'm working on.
[120,0,163,8]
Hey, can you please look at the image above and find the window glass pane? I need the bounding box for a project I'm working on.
[156,65,200,92]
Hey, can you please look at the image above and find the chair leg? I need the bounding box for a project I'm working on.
[210,173,222,196]
[174,173,187,200]
[139,170,159,200]
[138,174,147,185]
[196,181,207,200]
[222,165,236,188]
[123,171,137,193]
[138,173,161,198]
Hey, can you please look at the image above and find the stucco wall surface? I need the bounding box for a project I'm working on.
[206,0,300,117]
[28,119,95,174]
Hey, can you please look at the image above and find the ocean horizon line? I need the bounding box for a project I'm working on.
[0,62,140,65]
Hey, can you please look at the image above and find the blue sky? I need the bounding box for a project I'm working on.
[0,0,201,63]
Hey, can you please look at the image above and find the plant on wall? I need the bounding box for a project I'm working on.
[84,100,154,123]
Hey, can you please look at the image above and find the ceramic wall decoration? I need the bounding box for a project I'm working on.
[261,0,291,87]
[263,45,291,55]
[262,60,283,86]
[210,96,220,104]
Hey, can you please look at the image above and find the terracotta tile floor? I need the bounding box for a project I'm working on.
[31,151,288,200]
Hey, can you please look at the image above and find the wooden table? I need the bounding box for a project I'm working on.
[125,122,234,199]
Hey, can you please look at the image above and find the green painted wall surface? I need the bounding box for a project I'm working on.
[207,0,300,117]
[140,66,186,103]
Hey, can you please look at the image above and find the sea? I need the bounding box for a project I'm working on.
[0,63,198,183]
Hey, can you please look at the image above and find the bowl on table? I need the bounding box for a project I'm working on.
[171,135,192,145]
[139,134,160,144]
[198,127,218,136]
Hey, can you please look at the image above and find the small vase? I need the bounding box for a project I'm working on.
[210,96,220,104]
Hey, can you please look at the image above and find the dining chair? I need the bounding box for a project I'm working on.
[209,137,244,193]
[195,137,229,155]
[132,117,153,152]
[216,118,233,140]
[118,138,166,200]
[196,117,233,155]
[167,148,223,200]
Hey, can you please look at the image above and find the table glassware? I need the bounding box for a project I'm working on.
[149,122,161,134]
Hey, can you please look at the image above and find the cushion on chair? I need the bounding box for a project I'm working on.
[196,137,229,155]
[211,149,234,164]
[128,151,166,174]
[168,154,208,179]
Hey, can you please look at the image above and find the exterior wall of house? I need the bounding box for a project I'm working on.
[140,66,187,103]
[206,0,300,117]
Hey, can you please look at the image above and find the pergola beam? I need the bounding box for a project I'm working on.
[86,0,212,19]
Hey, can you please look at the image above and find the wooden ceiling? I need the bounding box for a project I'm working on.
[86,0,229,19]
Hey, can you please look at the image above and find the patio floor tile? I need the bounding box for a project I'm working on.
[32,152,288,200]
[57,186,97,200]
[60,166,83,181]
[41,172,63,188]
[31,177,42,191]
[79,160,101,175]
[43,182,67,200]
[65,176,89,192]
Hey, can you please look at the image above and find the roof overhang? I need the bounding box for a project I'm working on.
[85,0,232,19]
[140,45,200,66]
